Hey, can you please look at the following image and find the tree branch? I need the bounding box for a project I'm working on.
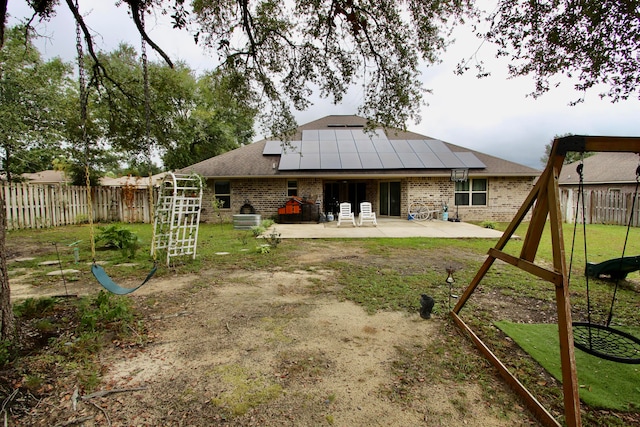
[125,0,174,68]
[0,0,7,47]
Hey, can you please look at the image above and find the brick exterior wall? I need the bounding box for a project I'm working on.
[200,178,323,223]
[200,176,535,223]
[459,176,535,222]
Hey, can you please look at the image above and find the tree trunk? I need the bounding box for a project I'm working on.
[0,192,15,340]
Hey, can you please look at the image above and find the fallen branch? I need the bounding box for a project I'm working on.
[151,311,191,320]
[0,389,18,415]
[87,400,111,426]
[81,387,147,401]
[71,387,78,411]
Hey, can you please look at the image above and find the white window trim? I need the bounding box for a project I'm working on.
[455,178,488,206]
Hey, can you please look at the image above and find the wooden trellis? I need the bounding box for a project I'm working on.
[152,172,203,266]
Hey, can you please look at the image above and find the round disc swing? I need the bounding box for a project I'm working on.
[75,3,157,295]
[569,157,640,364]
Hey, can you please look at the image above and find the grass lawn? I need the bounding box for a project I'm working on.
[496,321,640,411]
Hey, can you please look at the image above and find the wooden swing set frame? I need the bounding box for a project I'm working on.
[451,135,640,427]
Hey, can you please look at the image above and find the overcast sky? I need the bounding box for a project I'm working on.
[7,1,640,169]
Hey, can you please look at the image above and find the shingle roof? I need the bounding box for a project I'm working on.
[99,172,168,188]
[21,170,70,184]
[178,115,540,178]
[559,153,640,185]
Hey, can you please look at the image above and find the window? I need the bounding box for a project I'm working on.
[455,179,487,206]
[214,181,231,209]
[287,180,297,197]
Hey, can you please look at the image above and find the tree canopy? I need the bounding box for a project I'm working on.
[481,0,640,104]
[4,0,478,136]
[0,25,71,182]
[4,0,638,137]
[0,25,258,181]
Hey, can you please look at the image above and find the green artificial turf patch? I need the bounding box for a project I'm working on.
[496,321,640,411]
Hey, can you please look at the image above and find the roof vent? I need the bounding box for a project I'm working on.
[326,124,365,128]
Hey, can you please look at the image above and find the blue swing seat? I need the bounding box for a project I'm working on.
[92,263,157,295]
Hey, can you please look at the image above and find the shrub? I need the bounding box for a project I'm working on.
[261,219,275,228]
[78,291,135,333]
[14,297,56,319]
[96,224,140,258]
[251,225,266,237]
[481,220,497,229]
[262,230,281,248]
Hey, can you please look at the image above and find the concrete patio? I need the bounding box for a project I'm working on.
[266,217,506,239]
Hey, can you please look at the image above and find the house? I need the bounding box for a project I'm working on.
[558,152,640,225]
[559,152,640,193]
[177,115,540,223]
[99,172,169,188]
[20,170,71,185]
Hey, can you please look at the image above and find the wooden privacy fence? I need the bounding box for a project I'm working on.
[561,188,640,227]
[2,183,154,230]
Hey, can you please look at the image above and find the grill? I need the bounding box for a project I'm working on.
[240,200,256,214]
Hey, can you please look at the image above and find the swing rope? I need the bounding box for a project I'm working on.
[76,3,157,295]
[571,155,640,363]
[606,161,640,326]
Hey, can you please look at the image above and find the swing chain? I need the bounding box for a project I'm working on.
[138,8,158,264]
[75,0,96,261]
[576,162,584,181]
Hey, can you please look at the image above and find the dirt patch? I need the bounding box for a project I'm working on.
[6,247,538,426]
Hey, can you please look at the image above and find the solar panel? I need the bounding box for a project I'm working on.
[434,151,466,168]
[319,139,339,153]
[425,139,449,152]
[379,152,404,169]
[301,140,320,153]
[455,152,486,168]
[299,152,321,169]
[408,140,434,153]
[320,152,342,169]
[274,129,486,171]
[353,129,374,140]
[279,151,301,170]
[368,129,387,140]
[359,152,383,169]
[373,139,394,153]
[340,152,363,169]
[302,130,318,141]
[335,129,354,140]
[398,152,425,168]
[338,139,358,152]
[390,140,414,153]
[418,152,445,168]
[318,129,336,140]
[280,141,301,154]
[355,139,376,153]
[263,140,282,155]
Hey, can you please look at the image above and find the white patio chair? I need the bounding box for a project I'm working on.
[358,202,377,226]
[336,202,356,227]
